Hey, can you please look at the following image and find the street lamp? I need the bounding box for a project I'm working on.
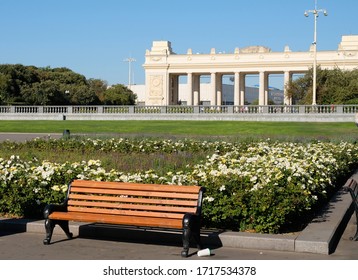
[304,0,327,105]
[124,57,136,89]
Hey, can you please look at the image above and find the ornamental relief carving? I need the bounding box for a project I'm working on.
[151,57,163,61]
[149,76,163,97]
[342,51,357,57]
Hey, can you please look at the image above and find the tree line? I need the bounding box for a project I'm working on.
[1,64,357,106]
[287,67,358,105]
[0,64,136,106]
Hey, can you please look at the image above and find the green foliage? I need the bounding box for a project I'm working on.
[287,67,358,105]
[22,81,65,105]
[87,78,108,103]
[0,64,136,105]
[103,84,137,105]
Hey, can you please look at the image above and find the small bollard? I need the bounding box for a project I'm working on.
[63,129,70,139]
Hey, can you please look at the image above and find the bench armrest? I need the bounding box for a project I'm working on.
[43,202,68,219]
[182,212,201,228]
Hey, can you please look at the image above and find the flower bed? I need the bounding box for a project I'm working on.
[0,138,357,233]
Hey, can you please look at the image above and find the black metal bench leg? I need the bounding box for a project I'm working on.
[58,220,73,239]
[182,227,191,258]
[182,213,202,257]
[43,219,55,245]
[182,214,194,258]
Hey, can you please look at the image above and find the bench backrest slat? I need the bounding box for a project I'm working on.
[67,206,185,219]
[69,194,198,206]
[66,180,204,220]
[68,200,197,213]
[70,187,199,200]
[345,178,358,215]
[71,180,200,194]
[345,178,358,199]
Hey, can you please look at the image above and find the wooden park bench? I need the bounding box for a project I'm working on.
[344,177,358,241]
[43,179,205,257]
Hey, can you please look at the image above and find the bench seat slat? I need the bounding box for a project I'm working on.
[68,200,197,213]
[71,180,200,194]
[70,187,199,199]
[66,206,184,219]
[68,194,198,207]
[50,210,183,227]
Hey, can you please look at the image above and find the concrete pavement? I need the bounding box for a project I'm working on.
[0,213,357,260]
[0,133,62,142]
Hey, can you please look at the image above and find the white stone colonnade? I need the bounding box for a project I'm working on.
[143,36,358,106]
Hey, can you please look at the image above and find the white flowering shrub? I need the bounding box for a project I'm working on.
[0,138,357,233]
[191,141,358,232]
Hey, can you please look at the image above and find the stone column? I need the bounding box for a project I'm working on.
[193,74,200,106]
[216,74,222,105]
[284,71,292,105]
[187,73,193,106]
[259,71,266,105]
[264,73,269,105]
[240,73,245,106]
[211,72,217,106]
[169,74,179,105]
[234,72,240,106]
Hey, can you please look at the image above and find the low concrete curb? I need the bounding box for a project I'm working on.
[1,172,356,255]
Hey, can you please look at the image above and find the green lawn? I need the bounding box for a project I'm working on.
[0,120,357,140]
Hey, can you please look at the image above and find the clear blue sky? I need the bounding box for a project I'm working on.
[0,0,357,88]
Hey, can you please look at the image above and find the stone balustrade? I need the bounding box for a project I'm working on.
[0,105,356,122]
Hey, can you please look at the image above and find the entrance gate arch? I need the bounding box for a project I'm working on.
[143,36,358,106]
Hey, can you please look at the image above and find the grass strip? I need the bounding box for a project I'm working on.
[0,120,356,140]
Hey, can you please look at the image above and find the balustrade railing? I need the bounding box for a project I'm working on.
[0,105,356,115]
[14,106,39,114]
[43,106,68,114]
[72,106,98,114]
[103,106,130,114]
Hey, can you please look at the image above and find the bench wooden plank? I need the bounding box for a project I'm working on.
[49,211,183,228]
[56,206,185,219]
[67,200,197,214]
[70,187,199,199]
[68,194,198,206]
[71,180,201,194]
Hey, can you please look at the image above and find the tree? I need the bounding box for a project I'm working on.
[87,78,108,103]
[286,67,358,105]
[0,64,40,104]
[65,85,100,105]
[21,81,66,105]
[0,73,11,105]
[102,84,137,105]
[0,64,138,106]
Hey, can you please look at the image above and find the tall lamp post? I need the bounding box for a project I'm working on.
[304,0,327,105]
[124,57,136,89]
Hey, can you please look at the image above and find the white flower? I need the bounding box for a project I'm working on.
[204,196,214,202]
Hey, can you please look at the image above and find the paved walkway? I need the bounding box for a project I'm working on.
[0,133,62,142]
[0,213,357,260]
